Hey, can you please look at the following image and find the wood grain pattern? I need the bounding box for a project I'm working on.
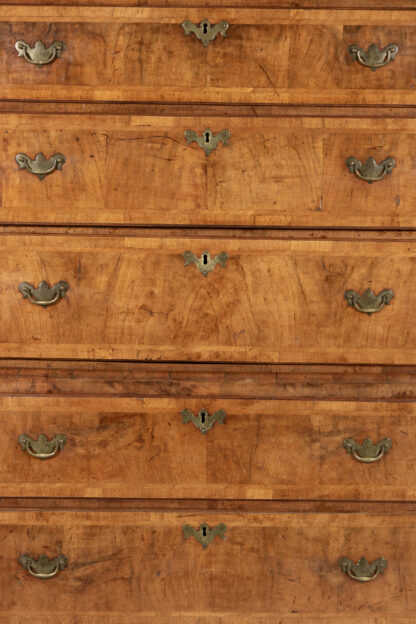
[0,510,415,620]
[0,232,416,364]
[1,9,416,105]
[5,114,416,227]
[1,396,415,500]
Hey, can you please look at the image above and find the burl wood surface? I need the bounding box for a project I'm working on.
[1,9,416,105]
[1,396,415,500]
[5,114,416,228]
[0,510,415,621]
[0,231,415,364]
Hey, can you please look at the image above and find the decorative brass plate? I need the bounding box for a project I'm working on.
[184,129,231,155]
[342,437,392,463]
[16,152,66,181]
[18,433,67,460]
[344,288,394,316]
[15,40,65,66]
[19,281,69,307]
[183,523,227,548]
[183,250,228,277]
[348,43,398,70]
[19,554,68,579]
[346,156,396,183]
[182,19,229,46]
[181,408,226,434]
[338,556,387,582]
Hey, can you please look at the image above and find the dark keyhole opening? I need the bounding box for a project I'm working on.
[203,254,208,265]
[205,132,210,143]
[202,526,207,536]
[203,22,208,34]
[200,411,206,423]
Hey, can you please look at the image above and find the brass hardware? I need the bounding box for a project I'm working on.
[344,288,394,316]
[343,437,392,463]
[182,408,226,434]
[183,250,228,277]
[185,129,231,156]
[15,40,65,66]
[19,281,69,307]
[348,43,398,71]
[182,19,229,46]
[16,152,66,181]
[18,433,67,460]
[339,557,387,582]
[346,156,396,184]
[19,554,68,579]
[183,523,227,548]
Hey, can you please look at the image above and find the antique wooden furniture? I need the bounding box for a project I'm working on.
[1,1,415,621]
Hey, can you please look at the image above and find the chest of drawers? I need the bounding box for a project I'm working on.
[1,2,415,622]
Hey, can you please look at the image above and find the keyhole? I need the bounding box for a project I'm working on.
[203,254,208,265]
[205,132,210,144]
[200,410,206,423]
[203,22,208,34]
[202,526,207,537]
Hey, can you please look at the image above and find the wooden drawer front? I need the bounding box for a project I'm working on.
[0,233,415,364]
[2,396,415,501]
[5,115,416,228]
[1,511,414,621]
[2,9,416,105]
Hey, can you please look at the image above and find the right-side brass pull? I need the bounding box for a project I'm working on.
[183,250,228,277]
[18,433,67,460]
[343,437,392,463]
[183,523,227,548]
[19,554,68,579]
[344,288,394,316]
[348,43,398,71]
[15,40,65,66]
[181,408,226,434]
[16,152,66,181]
[346,156,396,184]
[19,281,69,307]
[182,19,229,46]
[339,556,387,582]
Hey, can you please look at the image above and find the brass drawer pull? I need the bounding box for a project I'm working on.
[19,554,68,579]
[184,250,228,277]
[16,152,66,181]
[185,128,230,156]
[343,437,392,463]
[182,19,229,46]
[15,40,65,66]
[344,288,394,316]
[339,557,387,582]
[19,281,69,307]
[18,433,67,460]
[182,408,226,434]
[348,43,398,71]
[346,156,396,184]
[183,523,227,548]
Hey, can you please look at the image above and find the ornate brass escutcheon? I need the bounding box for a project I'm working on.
[181,408,226,434]
[342,437,392,463]
[18,433,67,460]
[183,523,227,548]
[348,43,398,71]
[19,554,68,579]
[184,129,231,156]
[19,281,69,307]
[346,156,396,183]
[338,556,387,582]
[183,250,228,277]
[15,40,65,66]
[344,288,394,316]
[182,19,229,46]
[16,152,66,181]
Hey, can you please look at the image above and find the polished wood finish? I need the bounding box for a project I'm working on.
[5,114,416,227]
[1,9,416,105]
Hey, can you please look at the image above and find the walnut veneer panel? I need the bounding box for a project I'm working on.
[5,114,416,228]
[1,396,415,500]
[1,9,416,105]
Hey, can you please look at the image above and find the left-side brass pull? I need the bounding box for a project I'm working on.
[348,43,398,71]
[19,554,68,579]
[184,250,228,277]
[16,152,66,181]
[19,281,69,307]
[18,433,67,460]
[181,407,226,434]
[15,40,65,66]
[344,288,394,316]
[343,437,392,463]
[339,556,387,582]
[182,19,229,46]
[346,156,396,184]
[183,523,227,548]
[185,129,231,155]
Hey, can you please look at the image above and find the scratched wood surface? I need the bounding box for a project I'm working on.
[1,396,415,500]
[4,114,416,228]
[1,510,415,620]
[1,9,416,105]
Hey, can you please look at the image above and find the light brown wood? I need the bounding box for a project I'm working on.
[5,114,416,227]
[0,510,415,620]
[0,8,416,105]
[0,396,415,500]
